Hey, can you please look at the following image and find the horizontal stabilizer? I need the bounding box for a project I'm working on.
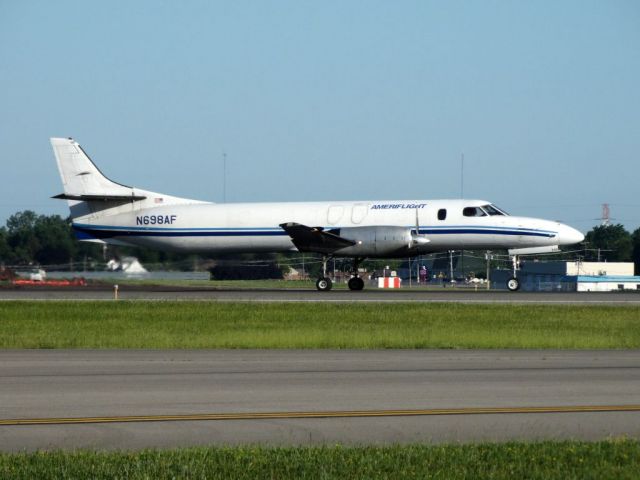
[52,193,147,202]
[280,222,356,254]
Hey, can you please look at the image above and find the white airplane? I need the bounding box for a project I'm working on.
[50,137,584,291]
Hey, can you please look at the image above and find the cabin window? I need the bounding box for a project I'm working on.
[463,206,487,217]
[437,209,447,221]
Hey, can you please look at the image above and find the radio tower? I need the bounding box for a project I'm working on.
[600,203,610,226]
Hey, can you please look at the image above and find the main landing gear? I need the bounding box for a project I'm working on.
[316,276,332,291]
[316,255,333,291]
[315,256,366,292]
[348,276,365,291]
[347,257,365,291]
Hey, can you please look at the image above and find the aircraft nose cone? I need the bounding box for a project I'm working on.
[557,224,584,245]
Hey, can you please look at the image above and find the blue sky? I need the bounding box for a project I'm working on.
[1,1,639,232]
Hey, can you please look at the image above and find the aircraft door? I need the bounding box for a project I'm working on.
[327,205,344,226]
[351,204,368,224]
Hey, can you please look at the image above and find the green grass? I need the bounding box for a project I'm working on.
[1,441,639,479]
[1,301,639,349]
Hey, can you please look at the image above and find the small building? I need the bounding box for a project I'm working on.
[574,275,640,292]
[491,261,640,292]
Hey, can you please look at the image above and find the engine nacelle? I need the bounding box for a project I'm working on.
[332,226,414,257]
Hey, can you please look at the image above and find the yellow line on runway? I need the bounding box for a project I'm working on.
[1,405,639,426]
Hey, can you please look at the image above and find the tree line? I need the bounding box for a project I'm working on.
[0,211,191,269]
[1,210,640,273]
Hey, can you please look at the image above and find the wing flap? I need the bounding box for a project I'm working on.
[280,222,355,254]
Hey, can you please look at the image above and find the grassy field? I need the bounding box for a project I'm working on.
[0,301,639,349]
[1,440,639,479]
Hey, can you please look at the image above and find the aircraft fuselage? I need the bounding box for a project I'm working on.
[72,198,583,258]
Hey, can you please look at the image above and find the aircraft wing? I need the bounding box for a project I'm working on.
[279,222,356,254]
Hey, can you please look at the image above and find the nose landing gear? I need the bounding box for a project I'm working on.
[506,254,521,291]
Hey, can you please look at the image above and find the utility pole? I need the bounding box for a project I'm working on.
[222,151,227,203]
[600,204,610,226]
[460,153,464,198]
[485,251,492,290]
[449,250,454,283]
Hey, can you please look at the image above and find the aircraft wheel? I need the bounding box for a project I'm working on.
[348,277,365,291]
[316,277,333,291]
[507,277,520,292]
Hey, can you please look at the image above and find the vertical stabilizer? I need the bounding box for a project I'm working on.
[50,137,135,198]
[50,137,208,221]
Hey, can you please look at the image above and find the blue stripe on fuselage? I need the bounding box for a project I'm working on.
[73,223,556,239]
[73,226,286,238]
[417,228,554,238]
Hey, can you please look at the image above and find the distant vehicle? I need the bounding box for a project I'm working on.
[15,268,46,282]
[106,257,148,275]
[30,268,46,282]
[50,137,584,291]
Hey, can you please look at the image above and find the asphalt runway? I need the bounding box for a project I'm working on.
[2,286,640,303]
[1,350,639,451]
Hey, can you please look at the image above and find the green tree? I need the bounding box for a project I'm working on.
[6,211,78,266]
[33,215,76,266]
[6,210,41,263]
[584,224,632,262]
[0,227,13,264]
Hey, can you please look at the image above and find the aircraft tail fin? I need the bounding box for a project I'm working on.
[50,137,137,200]
[50,137,206,220]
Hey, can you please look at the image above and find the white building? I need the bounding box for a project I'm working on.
[492,261,640,292]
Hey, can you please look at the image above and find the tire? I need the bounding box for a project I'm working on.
[507,277,520,292]
[316,277,333,291]
[348,277,365,291]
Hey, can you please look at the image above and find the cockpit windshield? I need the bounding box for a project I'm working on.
[482,204,508,216]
